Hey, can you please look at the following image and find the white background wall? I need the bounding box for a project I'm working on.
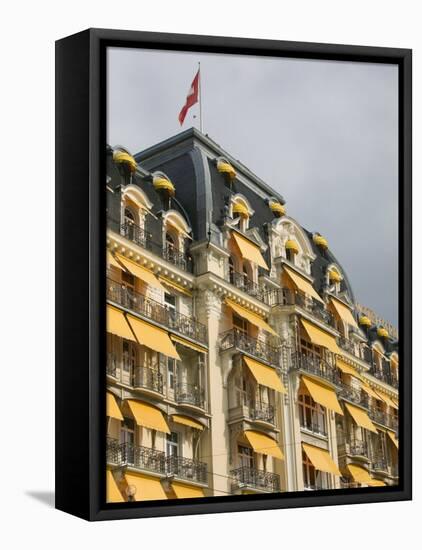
[0,1,418,548]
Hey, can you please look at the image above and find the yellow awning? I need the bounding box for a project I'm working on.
[225,298,277,337]
[244,430,284,460]
[113,150,137,172]
[361,384,379,399]
[126,314,180,360]
[126,400,170,433]
[116,255,166,292]
[346,464,383,487]
[124,472,168,501]
[336,359,364,381]
[171,482,205,498]
[283,266,324,303]
[107,305,136,342]
[107,469,125,503]
[107,391,123,421]
[375,390,399,410]
[232,202,249,218]
[107,250,123,270]
[217,159,236,179]
[370,479,387,486]
[285,239,299,254]
[328,269,342,283]
[344,403,378,433]
[172,415,205,431]
[269,201,286,216]
[231,232,269,270]
[171,334,207,354]
[302,443,341,476]
[300,318,341,355]
[243,356,287,393]
[159,276,193,297]
[330,298,359,329]
[387,430,399,449]
[301,375,343,415]
[153,175,175,195]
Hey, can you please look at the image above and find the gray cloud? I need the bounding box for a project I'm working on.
[107,47,398,326]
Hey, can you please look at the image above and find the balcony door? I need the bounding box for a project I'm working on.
[120,418,135,465]
[122,340,137,386]
[238,445,254,469]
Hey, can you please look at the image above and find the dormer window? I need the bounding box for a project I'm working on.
[230,195,253,232]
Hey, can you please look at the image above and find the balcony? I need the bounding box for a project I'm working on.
[231,466,280,493]
[107,439,208,484]
[107,277,207,344]
[372,458,388,474]
[339,386,369,409]
[347,440,370,459]
[175,382,205,409]
[368,408,397,430]
[291,352,341,386]
[369,362,399,389]
[265,288,335,328]
[166,455,208,484]
[133,366,164,395]
[220,329,279,366]
[337,336,357,356]
[250,403,276,425]
[107,439,166,475]
[120,221,193,273]
[228,270,264,301]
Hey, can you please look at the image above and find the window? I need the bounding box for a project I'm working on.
[233,314,248,335]
[122,340,136,374]
[242,265,249,286]
[228,256,235,284]
[302,450,327,490]
[286,248,295,263]
[121,270,135,309]
[120,418,135,464]
[298,393,326,436]
[164,292,177,319]
[300,338,322,367]
[124,207,137,241]
[238,445,254,469]
[167,358,176,390]
[166,432,180,458]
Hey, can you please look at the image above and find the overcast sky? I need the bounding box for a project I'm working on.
[107,47,398,326]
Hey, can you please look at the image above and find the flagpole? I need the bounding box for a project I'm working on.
[198,61,203,133]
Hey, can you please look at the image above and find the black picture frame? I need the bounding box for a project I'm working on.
[55,28,412,521]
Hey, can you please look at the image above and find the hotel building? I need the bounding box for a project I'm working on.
[105,128,399,503]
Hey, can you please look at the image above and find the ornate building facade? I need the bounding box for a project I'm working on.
[105,128,399,503]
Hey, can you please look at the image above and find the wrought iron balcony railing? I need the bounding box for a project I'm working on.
[348,440,369,458]
[249,403,276,424]
[107,439,208,484]
[300,420,328,437]
[369,363,399,389]
[228,270,265,301]
[107,439,166,475]
[220,329,279,366]
[339,386,369,409]
[166,455,208,484]
[230,466,280,492]
[291,352,342,386]
[368,408,397,430]
[175,382,205,409]
[133,366,164,394]
[107,277,207,344]
[372,458,388,472]
[120,221,193,273]
[337,336,356,356]
[265,288,335,328]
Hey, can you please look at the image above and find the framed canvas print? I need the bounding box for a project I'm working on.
[55,28,412,521]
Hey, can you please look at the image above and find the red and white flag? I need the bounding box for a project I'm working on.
[178,69,200,126]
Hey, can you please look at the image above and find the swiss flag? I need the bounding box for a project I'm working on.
[178,70,200,126]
